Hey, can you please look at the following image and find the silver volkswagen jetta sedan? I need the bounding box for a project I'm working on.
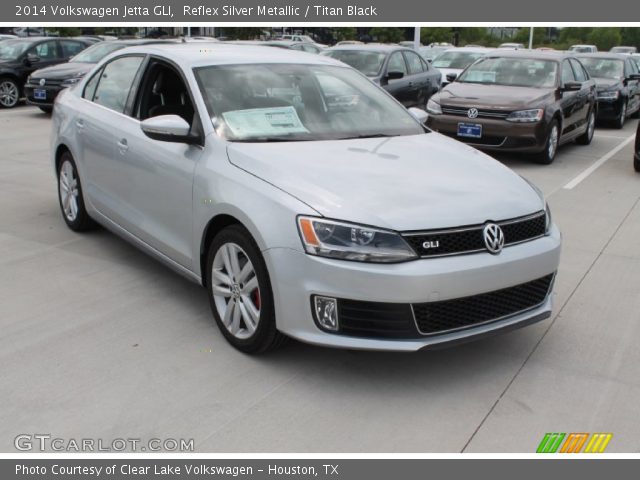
[51,43,561,353]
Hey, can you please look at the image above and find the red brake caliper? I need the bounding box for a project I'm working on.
[252,288,261,310]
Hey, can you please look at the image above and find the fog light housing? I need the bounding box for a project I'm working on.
[313,296,339,331]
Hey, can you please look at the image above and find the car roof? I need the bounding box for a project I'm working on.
[482,50,575,61]
[109,43,344,68]
[573,52,630,60]
[438,47,494,53]
[326,44,411,53]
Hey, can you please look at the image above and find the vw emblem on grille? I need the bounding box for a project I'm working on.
[467,108,479,119]
[483,223,505,254]
[39,78,46,86]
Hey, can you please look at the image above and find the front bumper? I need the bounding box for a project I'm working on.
[595,97,624,120]
[426,114,548,153]
[24,82,63,107]
[265,224,561,351]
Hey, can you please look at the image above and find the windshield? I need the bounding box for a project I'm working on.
[71,42,125,63]
[457,57,558,88]
[433,51,485,69]
[0,40,32,60]
[569,46,593,53]
[578,58,624,79]
[194,63,423,142]
[321,50,386,77]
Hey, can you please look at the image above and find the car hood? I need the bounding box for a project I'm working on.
[435,83,555,110]
[593,77,623,90]
[226,134,543,231]
[30,62,93,80]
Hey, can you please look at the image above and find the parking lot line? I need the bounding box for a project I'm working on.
[563,133,636,190]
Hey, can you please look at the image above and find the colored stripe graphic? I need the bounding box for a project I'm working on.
[560,433,589,453]
[537,433,566,453]
[584,433,613,453]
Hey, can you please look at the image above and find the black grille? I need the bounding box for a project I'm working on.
[412,274,554,335]
[337,300,418,339]
[30,78,63,87]
[403,211,546,258]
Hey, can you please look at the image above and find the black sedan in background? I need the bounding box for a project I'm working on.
[576,53,640,128]
[24,39,173,112]
[0,37,92,108]
[322,45,441,109]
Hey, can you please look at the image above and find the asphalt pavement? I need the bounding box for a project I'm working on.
[0,105,639,453]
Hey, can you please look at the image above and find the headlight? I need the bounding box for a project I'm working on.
[545,203,552,235]
[426,99,442,115]
[27,75,32,84]
[597,90,619,100]
[506,109,544,123]
[297,216,417,263]
[61,75,84,88]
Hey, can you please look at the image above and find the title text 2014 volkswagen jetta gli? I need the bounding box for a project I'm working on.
[51,44,561,353]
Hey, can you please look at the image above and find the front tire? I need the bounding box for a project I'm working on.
[57,151,95,231]
[39,106,53,114]
[0,77,20,108]
[535,120,559,164]
[205,225,287,353]
[614,101,627,129]
[576,109,595,145]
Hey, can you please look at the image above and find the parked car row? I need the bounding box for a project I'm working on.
[426,50,640,164]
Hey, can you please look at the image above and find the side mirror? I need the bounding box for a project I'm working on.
[408,107,428,124]
[141,115,198,144]
[24,53,40,65]
[561,81,582,92]
[446,73,458,83]
[387,70,405,80]
[628,73,640,81]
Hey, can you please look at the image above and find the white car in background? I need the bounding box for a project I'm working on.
[50,43,561,353]
[431,47,494,86]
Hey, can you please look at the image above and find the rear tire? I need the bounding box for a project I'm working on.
[535,119,559,165]
[0,77,20,109]
[576,109,595,145]
[205,225,287,354]
[57,151,95,232]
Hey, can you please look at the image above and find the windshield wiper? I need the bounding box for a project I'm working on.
[337,133,397,140]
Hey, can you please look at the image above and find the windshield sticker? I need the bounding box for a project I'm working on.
[221,106,309,138]
[464,70,496,82]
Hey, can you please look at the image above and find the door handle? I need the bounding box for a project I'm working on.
[117,139,128,153]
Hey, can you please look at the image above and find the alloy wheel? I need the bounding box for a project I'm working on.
[618,102,627,128]
[587,111,595,141]
[59,160,79,222]
[0,80,19,108]
[211,242,261,340]
[548,124,559,160]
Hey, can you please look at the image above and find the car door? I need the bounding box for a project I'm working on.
[104,58,203,268]
[625,58,640,114]
[402,50,430,108]
[383,51,412,107]
[569,58,593,130]
[19,40,61,81]
[559,60,581,137]
[78,54,146,226]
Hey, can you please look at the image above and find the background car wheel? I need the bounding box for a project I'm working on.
[57,152,95,231]
[206,225,287,354]
[614,101,627,129]
[535,120,559,164]
[39,106,53,114]
[0,77,20,108]
[576,110,595,145]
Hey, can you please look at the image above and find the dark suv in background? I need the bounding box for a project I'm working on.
[635,121,640,172]
[0,37,92,108]
[426,51,597,164]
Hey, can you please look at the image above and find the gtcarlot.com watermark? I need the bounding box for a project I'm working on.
[15,434,194,452]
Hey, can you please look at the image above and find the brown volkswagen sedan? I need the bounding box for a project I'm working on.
[426,51,597,164]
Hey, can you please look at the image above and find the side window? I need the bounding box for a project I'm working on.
[32,41,59,60]
[61,41,85,58]
[420,57,430,71]
[404,51,425,75]
[82,68,102,101]
[387,52,407,75]
[137,62,195,125]
[93,56,144,113]
[561,60,575,84]
[301,44,319,54]
[570,59,587,82]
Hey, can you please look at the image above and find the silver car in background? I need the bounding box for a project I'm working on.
[51,44,561,353]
